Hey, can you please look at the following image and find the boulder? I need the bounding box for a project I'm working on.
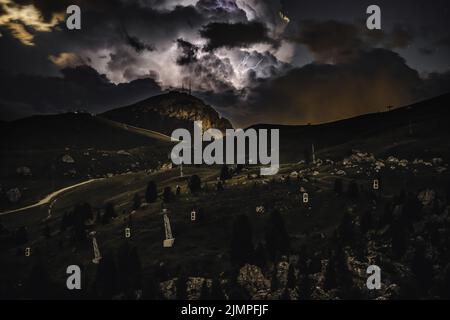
[62,154,75,163]
[7,188,21,203]
[237,264,270,298]
[16,166,31,176]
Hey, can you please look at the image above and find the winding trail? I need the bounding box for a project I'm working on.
[0,117,174,217]
[0,178,103,216]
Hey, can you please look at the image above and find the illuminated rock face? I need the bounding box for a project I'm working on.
[102,91,233,135]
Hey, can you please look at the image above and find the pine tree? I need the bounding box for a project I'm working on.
[188,175,202,194]
[337,211,354,244]
[296,245,309,275]
[95,253,117,299]
[199,280,209,300]
[145,181,158,203]
[323,256,337,290]
[230,214,254,266]
[286,264,296,289]
[117,243,142,297]
[360,209,372,235]
[347,180,359,199]
[220,164,232,181]
[270,267,279,291]
[210,278,225,299]
[25,263,53,299]
[253,243,267,270]
[163,186,174,203]
[265,210,290,261]
[402,194,422,223]
[334,178,343,195]
[440,263,450,299]
[280,287,291,300]
[102,202,117,224]
[391,219,407,258]
[143,273,162,300]
[379,202,394,228]
[411,243,433,295]
[176,274,188,300]
[132,193,141,210]
[334,244,353,294]
[298,275,312,300]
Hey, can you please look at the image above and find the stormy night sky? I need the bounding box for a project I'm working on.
[0,0,450,127]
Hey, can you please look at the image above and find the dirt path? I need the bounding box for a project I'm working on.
[0,178,103,216]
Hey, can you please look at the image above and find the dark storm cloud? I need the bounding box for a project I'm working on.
[286,20,418,63]
[200,21,278,51]
[419,47,435,56]
[235,48,437,126]
[287,20,363,63]
[0,66,162,120]
[176,38,199,65]
[121,27,155,53]
[0,0,206,75]
[386,24,415,49]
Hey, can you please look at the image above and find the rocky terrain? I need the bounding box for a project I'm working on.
[102,91,233,135]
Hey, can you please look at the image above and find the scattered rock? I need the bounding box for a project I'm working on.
[61,154,75,163]
[16,166,31,176]
[117,150,132,156]
[6,188,21,203]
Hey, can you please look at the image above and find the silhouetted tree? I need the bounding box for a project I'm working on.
[145,181,158,203]
[94,253,117,299]
[102,202,117,224]
[265,210,290,261]
[337,212,354,244]
[253,243,267,270]
[132,193,141,210]
[117,243,142,297]
[188,175,202,194]
[296,246,308,275]
[220,164,232,181]
[360,210,372,235]
[379,202,394,228]
[298,275,312,300]
[402,194,422,223]
[286,264,296,289]
[334,178,343,195]
[230,214,254,266]
[303,146,313,164]
[347,180,359,199]
[391,219,407,258]
[210,278,225,299]
[323,256,337,290]
[280,287,291,300]
[411,243,433,295]
[176,274,188,300]
[24,263,53,299]
[270,267,279,291]
[440,263,450,299]
[163,186,174,203]
[199,280,209,300]
[143,273,162,300]
[334,244,353,296]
